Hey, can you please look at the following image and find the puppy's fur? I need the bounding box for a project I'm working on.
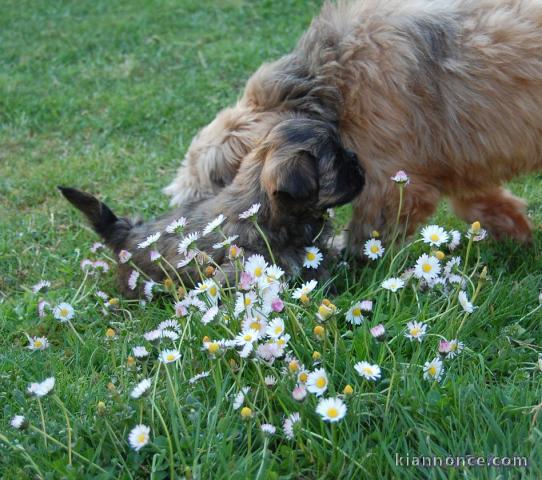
[61,118,364,298]
[165,0,542,247]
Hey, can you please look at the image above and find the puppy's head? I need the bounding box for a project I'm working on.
[260,118,364,221]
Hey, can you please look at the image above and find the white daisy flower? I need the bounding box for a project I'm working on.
[345,303,365,325]
[283,412,300,440]
[245,255,268,282]
[10,415,26,430]
[176,250,197,268]
[239,203,261,220]
[261,424,276,436]
[132,346,149,358]
[118,249,132,264]
[203,214,226,236]
[414,254,441,281]
[266,318,285,339]
[234,290,258,317]
[370,324,386,340]
[130,379,152,399]
[189,371,210,384]
[354,361,381,381]
[405,321,428,342]
[306,368,328,397]
[390,170,409,184]
[195,280,221,304]
[80,259,94,272]
[128,424,150,451]
[27,377,55,397]
[423,357,444,382]
[303,246,323,269]
[446,339,464,359]
[93,260,109,272]
[53,303,74,322]
[159,329,180,341]
[31,280,51,294]
[27,336,49,351]
[128,270,140,290]
[292,280,318,299]
[381,277,405,292]
[198,306,217,325]
[143,281,156,301]
[159,349,180,364]
[265,265,284,283]
[264,375,277,387]
[233,387,250,410]
[178,232,201,255]
[448,230,461,250]
[242,313,269,338]
[443,256,461,276]
[165,217,187,234]
[38,300,50,318]
[90,242,105,253]
[363,239,385,260]
[212,235,239,249]
[157,319,180,332]
[421,225,449,247]
[235,329,259,347]
[458,291,474,313]
[137,232,161,249]
[316,397,347,423]
[149,250,161,262]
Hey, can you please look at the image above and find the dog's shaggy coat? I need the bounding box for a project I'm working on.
[165,0,542,246]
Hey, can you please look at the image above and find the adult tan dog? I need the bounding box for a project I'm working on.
[165,0,542,249]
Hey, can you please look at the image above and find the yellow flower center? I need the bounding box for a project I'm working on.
[288,361,299,373]
[316,377,327,389]
[410,328,420,337]
[352,308,361,317]
[208,342,220,354]
[250,321,261,331]
[209,286,217,297]
[450,343,457,352]
[243,334,252,342]
[254,267,263,277]
[34,340,43,348]
[370,245,379,254]
[299,372,308,383]
[306,252,316,261]
[106,328,116,337]
[166,354,176,362]
[422,263,432,273]
[244,297,252,306]
[430,233,439,242]
[428,366,437,376]
[327,407,338,418]
[60,308,69,317]
[277,338,286,346]
[300,294,310,305]
[230,246,238,256]
[137,433,147,444]
[274,326,283,335]
[363,367,373,376]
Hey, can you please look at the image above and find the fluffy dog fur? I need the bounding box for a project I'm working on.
[60,117,364,298]
[165,0,542,247]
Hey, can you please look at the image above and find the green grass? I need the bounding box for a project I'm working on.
[2,1,542,478]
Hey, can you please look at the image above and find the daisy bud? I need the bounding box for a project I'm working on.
[435,251,445,261]
[105,328,116,338]
[97,401,106,416]
[343,384,354,396]
[300,294,310,305]
[208,342,221,355]
[322,298,331,307]
[240,407,252,420]
[271,298,284,312]
[205,266,215,277]
[479,266,488,283]
[471,221,481,234]
[288,360,300,373]
[229,359,238,369]
[163,278,174,290]
[312,351,321,361]
[108,298,119,307]
[438,340,452,357]
[371,230,380,238]
[107,382,117,394]
[202,335,210,343]
[177,287,186,298]
[370,324,386,341]
[292,385,307,401]
[313,325,325,337]
[360,300,373,312]
[127,356,136,368]
[317,304,334,320]
[10,415,27,430]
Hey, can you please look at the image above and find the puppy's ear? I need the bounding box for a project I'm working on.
[58,187,132,249]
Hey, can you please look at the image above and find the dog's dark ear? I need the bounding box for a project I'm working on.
[58,187,132,249]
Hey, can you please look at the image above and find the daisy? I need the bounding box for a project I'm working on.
[381,277,405,292]
[458,291,474,314]
[303,246,323,269]
[245,254,268,282]
[10,415,26,430]
[271,298,284,313]
[446,339,464,359]
[159,329,180,341]
[233,387,250,410]
[421,225,449,247]
[213,235,239,249]
[306,368,328,396]
[292,385,308,401]
[354,361,381,381]
[31,280,51,294]
[27,377,55,397]
[53,303,74,322]
[128,424,151,451]
[390,170,410,184]
[133,346,149,358]
[283,412,300,440]
[157,319,181,332]
[201,306,219,325]
[90,241,105,253]
[370,324,386,340]
[423,357,444,382]
[149,250,161,262]
[266,318,285,339]
[235,329,259,347]
[292,280,318,299]
[143,281,156,301]
[264,375,277,387]
[414,254,441,281]
[317,302,336,321]
[239,203,261,220]
[234,290,258,317]
[443,256,461,276]
[137,232,161,249]
[115,250,132,266]
[130,379,152,399]
[178,232,201,255]
[27,336,49,351]
[345,303,365,325]
[93,260,109,272]
[242,312,268,336]
[448,230,461,250]
[316,397,347,423]
[363,239,385,260]
[80,259,94,272]
[228,244,243,259]
[203,214,226,236]
[159,349,181,364]
[261,423,276,436]
[176,251,197,268]
[38,300,50,318]
[405,321,428,342]
[189,371,210,384]
[165,217,187,234]
[128,270,140,290]
[256,342,282,362]
[265,265,285,283]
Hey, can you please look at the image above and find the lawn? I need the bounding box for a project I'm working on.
[1,1,542,478]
